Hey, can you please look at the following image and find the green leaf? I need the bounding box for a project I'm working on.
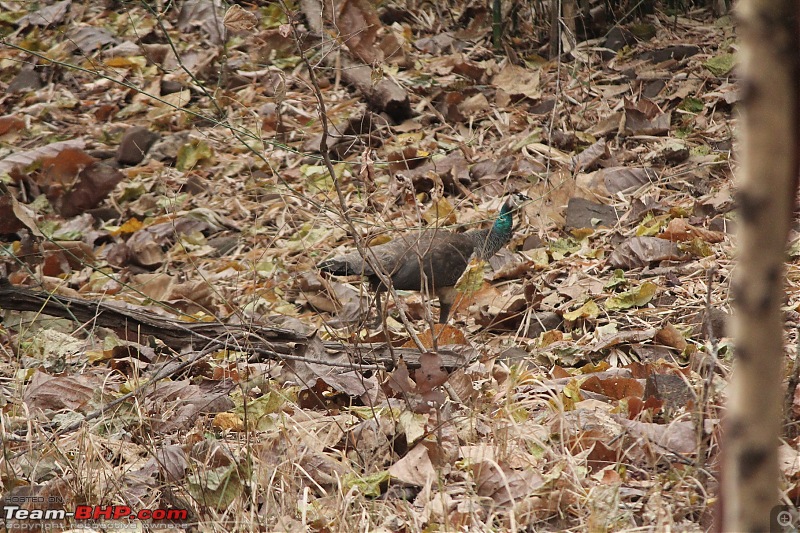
[235,391,287,430]
[343,471,390,497]
[555,378,582,411]
[605,281,657,310]
[548,237,581,260]
[635,213,668,237]
[118,181,146,202]
[604,269,627,290]
[177,140,213,171]
[522,247,550,268]
[703,53,736,76]
[187,461,249,510]
[679,238,714,257]
[679,96,704,113]
[398,410,427,446]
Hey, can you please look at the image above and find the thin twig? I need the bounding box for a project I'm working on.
[784,327,800,438]
[696,266,719,484]
[282,3,429,356]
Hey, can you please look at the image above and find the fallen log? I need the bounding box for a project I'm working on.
[0,278,470,369]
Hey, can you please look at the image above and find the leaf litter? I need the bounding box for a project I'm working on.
[0,1,774,531]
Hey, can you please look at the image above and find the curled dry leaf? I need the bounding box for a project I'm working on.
[580,375,645,400]
[386,358,415,395]
[223,4,259,32]
[659,218,725,243]
[337,0,383,64]
[654,322,688,351]
[607,236,689,269]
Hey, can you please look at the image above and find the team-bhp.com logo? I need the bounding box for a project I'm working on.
[4,504,188,525]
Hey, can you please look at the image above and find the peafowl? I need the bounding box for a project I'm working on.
[317,193,528,324]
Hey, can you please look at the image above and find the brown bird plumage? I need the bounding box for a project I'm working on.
[318,193,528,323]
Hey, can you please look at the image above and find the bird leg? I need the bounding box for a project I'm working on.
[370,291,384,328]
[437,287,458,324]
[438,300,451,324]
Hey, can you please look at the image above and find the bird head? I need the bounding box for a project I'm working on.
[503,192,531,212]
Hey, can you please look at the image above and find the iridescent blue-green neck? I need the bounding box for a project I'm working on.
[491,202,514,237]
[464,202,515,260]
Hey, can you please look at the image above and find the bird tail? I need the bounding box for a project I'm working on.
[317,256,370,276]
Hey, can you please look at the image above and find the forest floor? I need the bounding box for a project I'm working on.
[1,1,797,531]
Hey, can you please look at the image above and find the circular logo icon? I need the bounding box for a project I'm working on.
[777,510,793,527]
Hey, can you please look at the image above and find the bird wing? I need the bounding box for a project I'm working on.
[320,229,479,291]
[388,231,477,291]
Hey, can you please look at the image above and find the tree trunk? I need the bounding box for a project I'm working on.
[723,0,800,530]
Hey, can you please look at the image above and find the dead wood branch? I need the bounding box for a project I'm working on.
[0,279,469,369]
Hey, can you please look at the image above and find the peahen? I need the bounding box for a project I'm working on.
[317,193,528,324]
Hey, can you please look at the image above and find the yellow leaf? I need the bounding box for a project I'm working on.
[563,300,600,321]
[423,197,457,226]
[455,257,486,295]
[105,56,146,69]
[116,217,142,235]
[212,412,245,432]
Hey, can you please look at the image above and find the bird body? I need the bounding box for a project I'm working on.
[318,194,527,323]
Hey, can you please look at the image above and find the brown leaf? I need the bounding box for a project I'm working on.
[595,166,659,195]
[623,107,671,136]
[565,197,618,230]
[591,328,657,351]
[289,335,379,403]
[0,194,25,234]
[446,368,480,402]
[403,324,468,349]
[150,444,189,482]
[177,0,225,44]
[58,161,125,217]
[127,230,166,267]
[0,139,86,175]
[0,116,25,136]
[386,358,415,395]
[131,272,176,301]
[298,449,350,487]
[388,443,436,486]
[474,461,545,505]
[66,25,117,54]
[581,375,645,400]
[23,371,104,412]
[223,4,259,32]
[337,0,383,64]
[607,236,689,269]
[644,373,694,412]
[618,418,696,455]
[388,145,427,174]
[39,147,96,188]
[571,138,609,172]
[437,91,467,123]
[414,352,449,393]
[492,64,541,100]
[115,127,160,166]
[658,218,725,243]
[654,322,688,351]
[17,0,71,27]
[148,380,233,433]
